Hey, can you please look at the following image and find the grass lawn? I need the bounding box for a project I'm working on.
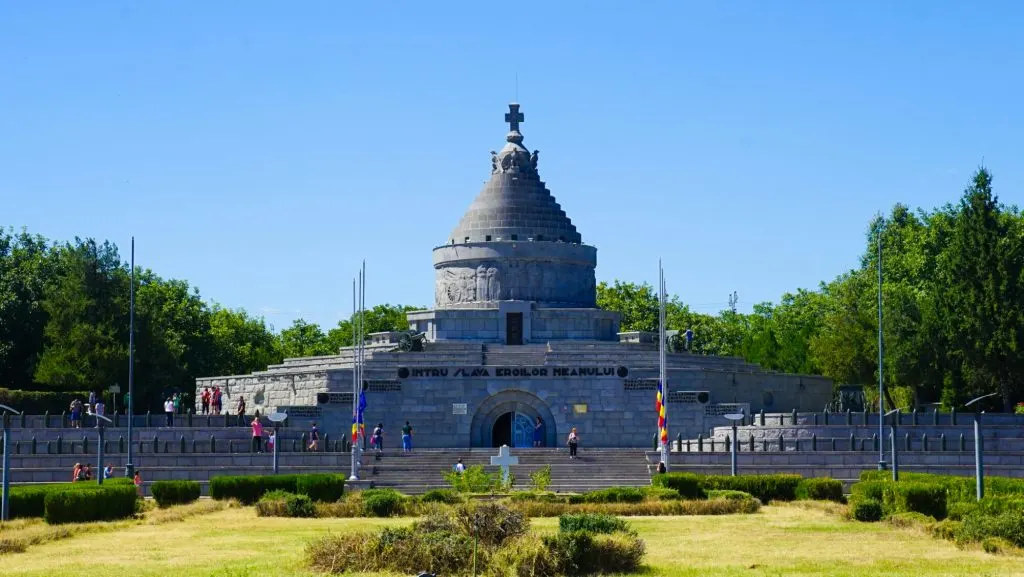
[2,502,1021,577]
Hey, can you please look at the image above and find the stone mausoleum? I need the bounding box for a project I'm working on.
[195,104,832,448]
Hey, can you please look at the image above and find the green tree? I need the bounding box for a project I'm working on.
[0,228,53,390]
[208,305,282,375]
[279,319,333,358]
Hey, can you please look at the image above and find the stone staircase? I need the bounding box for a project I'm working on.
[363,448,652,494]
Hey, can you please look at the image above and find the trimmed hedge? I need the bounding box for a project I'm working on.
[698,474,802,504]
[362,488,404,517]
[419,488,464,504]
[151,480,201,508]
[859,471,1024,504]
[850,498,883,522]
[796,478,844,502]
[43,485,138,524]
[209,473,344,505]
[851,480,947,519]
[8,478,134,519]
[570,487,645,504]
[650,473,706,499]
[958,512,1024,548]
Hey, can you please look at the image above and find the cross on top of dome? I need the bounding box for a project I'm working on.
[505,103,524,133]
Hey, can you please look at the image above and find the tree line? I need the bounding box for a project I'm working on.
[2,168,1021,413]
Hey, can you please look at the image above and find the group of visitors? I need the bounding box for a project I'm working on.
[68,394,107,428]
[365,421,414,453]
[71,463,115,483]
[198,386,224,415]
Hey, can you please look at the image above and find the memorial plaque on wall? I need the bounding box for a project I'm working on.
[452,403,468,415]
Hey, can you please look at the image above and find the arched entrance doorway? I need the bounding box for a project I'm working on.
[470,390,557,448]
[491,411,538,448]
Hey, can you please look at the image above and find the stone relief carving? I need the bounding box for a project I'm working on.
[530,150,539,170]
[436,264,504,305]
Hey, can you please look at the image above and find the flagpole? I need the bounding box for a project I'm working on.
[125,237,136,479]
[349,276,359,480]
[659,260,669,467]
[359,260,366,452]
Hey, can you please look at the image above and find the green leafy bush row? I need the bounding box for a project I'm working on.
[8,478,133,519]
[43,485,138,524]
[650,472,706,499]
[700,474,803,503]
[209,473,344,505]
[150,480,200,508]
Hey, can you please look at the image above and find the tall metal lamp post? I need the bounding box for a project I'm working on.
[1,403,21,521]
[91,412,113,485]
[964,392,999,501]
[723,413,745,477]
[268,412,288,475]
[125,237,137,479]
[884,408,905,482]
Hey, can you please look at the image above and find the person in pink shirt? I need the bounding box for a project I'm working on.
[251,417,264,453]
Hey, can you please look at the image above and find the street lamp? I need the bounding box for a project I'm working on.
[884,408,907,482]
[723,413,745,477]
[1,403,21,521]
[267,412,288,475]
[964,392,999,501]
[89,411,114,485]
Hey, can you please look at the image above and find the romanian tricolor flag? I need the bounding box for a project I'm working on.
[656,380,668,446]
[351,415,358,443]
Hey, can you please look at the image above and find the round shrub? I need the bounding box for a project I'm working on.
[361,488,404,517]
[419,488,464,504]
[796,478,844,502]
[892,482,947,520]
[543,530,645,576]
[640,486,682,501]
[851,498,883,522]
[151,480,201,508]
[957,511,1024,548]
[454,502,529,547]
[286,493,316,518]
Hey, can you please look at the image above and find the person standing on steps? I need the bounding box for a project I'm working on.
[251,416,264,453]
[453,458,466,474]
[164,397,175,427]
[371,423,383,454]
[567,428,579,459]
[401,421,413,453]
[308,422,320,451]
[533,417,544,447]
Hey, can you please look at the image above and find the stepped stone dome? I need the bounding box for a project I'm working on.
[448,103,582,245]
[432,103,597,309]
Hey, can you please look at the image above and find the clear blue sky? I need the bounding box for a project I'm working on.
[3,1,1023,332]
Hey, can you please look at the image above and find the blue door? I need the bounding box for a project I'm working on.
[512,413,534,448]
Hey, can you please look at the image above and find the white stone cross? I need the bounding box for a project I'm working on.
[490,445,519,484]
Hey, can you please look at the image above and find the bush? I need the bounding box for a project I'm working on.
[287,493,316,518]
[419,488,464,504]
[443,464,499,493]
[256,490,316,518]
[43,485,138,524]
[558,513,630,535]
[706,490,757,501]
[796,478,844,502]
[890,482,947,520]
[453,502,529,547]
[508,491,569,503]
[931,519,961,541]
[362,488,405,517]
[640,486,682,501]
[850,498,883,522]
[957,511,1024,548]
[510,496,759,517]
[947,501,977,521]
[982,537,1018,555]
[530,465,552,492]
[295,474,345,503]
[543,531,645,576]
[572,487,645,504]
[651,472,705,499]
[486,535,557,577]
[858,471,1024,504]
[209,473,343,505]
[150,480,201,508]
[210,474,298,505]
[698,474,802,504]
